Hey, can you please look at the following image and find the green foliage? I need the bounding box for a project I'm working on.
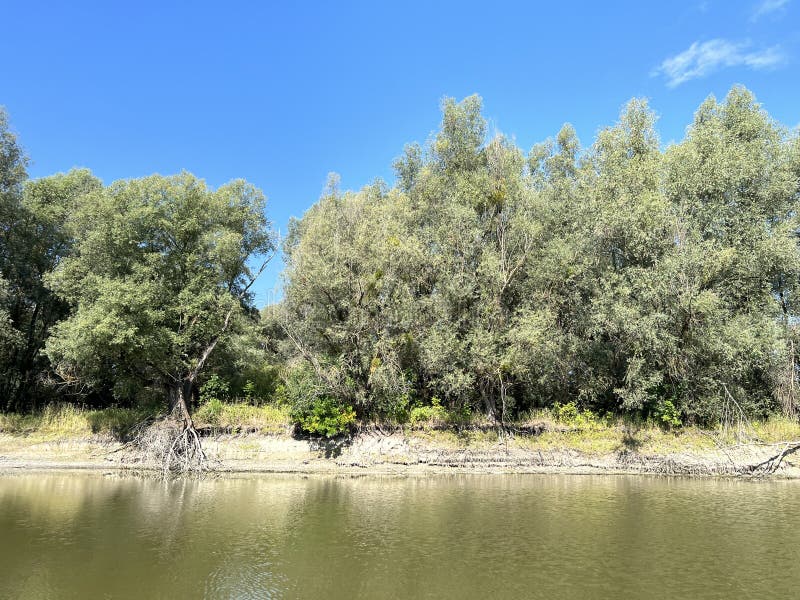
[409,397,448,427]
[200,375,230,403]
[555,402,580,424]
[279,86,800,426]
[292,397,356,437]
[3,88,800,430]
[273,364,318,407]
[1,109,102,411]
[655,400,682,430]
[553,402,600,427]
[42,171,274,412]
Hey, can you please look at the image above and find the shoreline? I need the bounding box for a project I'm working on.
[2,428,798,478]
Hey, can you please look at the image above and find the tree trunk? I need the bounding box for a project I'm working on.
[481,379,496,421]
[784,338,797,419]
[168,381,194,426]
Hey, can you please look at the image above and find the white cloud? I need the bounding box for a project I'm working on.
[752,0,790,20]
[653,39,786,87]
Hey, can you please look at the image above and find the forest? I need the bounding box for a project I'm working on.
[2,85,800,439]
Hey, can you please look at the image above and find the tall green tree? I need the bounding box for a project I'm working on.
[280,87,800,426]
[0,110,100,410]
[663,87,800,419]
[0,107,27,404]
[45,172,275,423]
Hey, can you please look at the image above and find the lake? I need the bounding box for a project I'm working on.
[0,472,798,598]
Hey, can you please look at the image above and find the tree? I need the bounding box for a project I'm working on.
[45,172,274,466]
[282,176,418,419]
[279,87,800,426]
[0,111,100,411]
[0,107,28,407]
[662,87,800,419]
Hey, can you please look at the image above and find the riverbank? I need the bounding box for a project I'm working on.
[2,405,799,477]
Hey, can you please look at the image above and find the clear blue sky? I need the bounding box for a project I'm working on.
[2,0,798,306]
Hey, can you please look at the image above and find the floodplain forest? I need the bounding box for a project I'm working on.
[2,85,800,438]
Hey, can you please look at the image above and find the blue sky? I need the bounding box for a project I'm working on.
[2,0,798,306]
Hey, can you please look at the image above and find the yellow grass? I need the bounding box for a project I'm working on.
[0,402,292,439]
[2,403,799,455]
[0,404,148,439]
[193,401,291,434]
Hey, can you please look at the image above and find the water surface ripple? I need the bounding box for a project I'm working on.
[0,473,797,599]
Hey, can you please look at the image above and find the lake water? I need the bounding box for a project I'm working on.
[0,472,798,599]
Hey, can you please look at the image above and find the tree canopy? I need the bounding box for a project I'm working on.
[1,87,799,434]
[44,173,274,419]
[280,87,800,426]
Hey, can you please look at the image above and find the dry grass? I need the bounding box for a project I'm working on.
[0,404,148,439]
[2,403,799,458]
[193,401,291,434]
[751,416,800,442]
[406,409,727,456]
[0,402,292,440]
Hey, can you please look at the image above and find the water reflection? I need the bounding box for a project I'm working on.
[0,473,798,599]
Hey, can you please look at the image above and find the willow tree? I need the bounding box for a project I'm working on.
[0,107,28,407]
[282,177,421,418]
[46,172,274,466]
[1,111,101,411]
[663,86,800,419]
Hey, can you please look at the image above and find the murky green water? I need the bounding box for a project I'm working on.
[0,472,798,599]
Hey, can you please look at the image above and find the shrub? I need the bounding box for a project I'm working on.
[409,397,448,427]
[553,402,602,428]
[200,375,230,403]
[273,364,318,406]
[242,380,256,402]
[655,399,682,429]
[292,397,356,437]
[555,402,580,424]
[380,392,413,424]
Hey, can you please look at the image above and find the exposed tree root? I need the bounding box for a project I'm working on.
[744,441,800,477]
[125,414,208,476]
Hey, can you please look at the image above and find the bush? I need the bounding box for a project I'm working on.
[292,397,356,437]
[273,364,318,406]
[242,380,256,402]
[409,397,448,427]
[200,375,230,403]
[377,392,413,424]
[655,399,682,429]
[555,402,580,424]
[553,402,601,427]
